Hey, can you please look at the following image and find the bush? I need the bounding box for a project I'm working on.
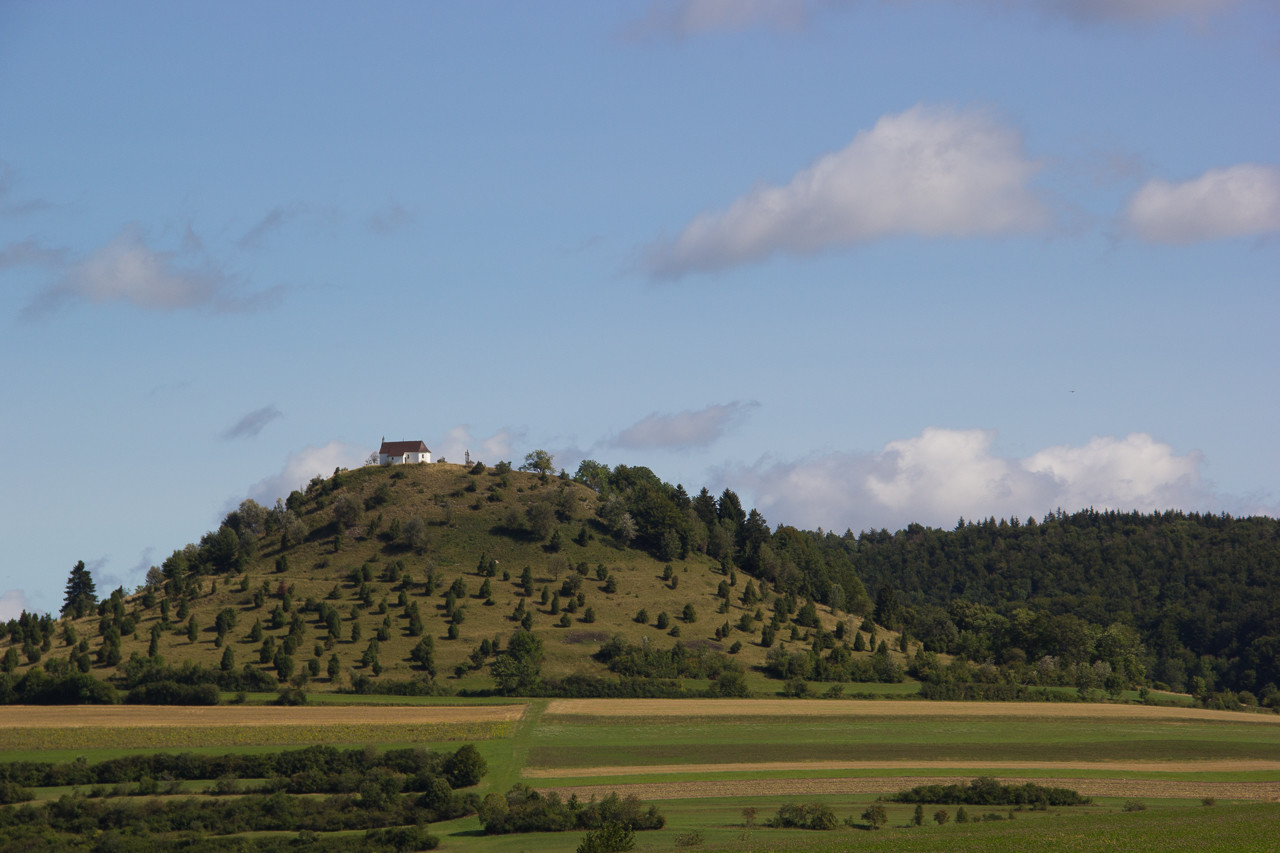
[769,802,837,830]
[577,820,635,853]
[125,681,220,705]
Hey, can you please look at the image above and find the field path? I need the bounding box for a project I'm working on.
[544,698,1280,724]
[526,758,1280,778]
[542,776,1280,802]
[0,704,526,728]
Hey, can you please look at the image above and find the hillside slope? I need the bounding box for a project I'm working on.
[8,461,881,697]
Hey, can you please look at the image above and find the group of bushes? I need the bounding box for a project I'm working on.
[0,744,486,792]
[477,785,664,836]
[886,777,1091,807]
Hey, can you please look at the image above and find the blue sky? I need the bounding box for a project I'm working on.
[2,0,1277,618]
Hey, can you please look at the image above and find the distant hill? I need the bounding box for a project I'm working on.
[5,458,1278,709]
[4,460,881,699]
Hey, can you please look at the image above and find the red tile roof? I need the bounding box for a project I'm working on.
[379,440,430,455]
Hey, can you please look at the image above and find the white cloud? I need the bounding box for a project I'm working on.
[645,105,1045,277]
[1125,164,1280,244]
[436,425,520,466]
[614,402,757,450]
[0,589,30,621]
[222,405,284,440]
[728,428,1213,533]
[246,440,370,505]
[23,225,283,317]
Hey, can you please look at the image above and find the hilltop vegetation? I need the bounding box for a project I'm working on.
[4,453,1279,708]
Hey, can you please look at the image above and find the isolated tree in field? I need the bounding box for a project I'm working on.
[934,809,949,825]
[862,804,887,830]
[490,629,543,694]
[62,561,98,618]
[913,804,925,826]
[577,821,635,853]
[520,449,555,477]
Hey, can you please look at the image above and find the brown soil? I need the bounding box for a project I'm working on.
[526,759,1280,778]
[0,704,526,728]
[544,698,1280,724]
[542,776,1280,802]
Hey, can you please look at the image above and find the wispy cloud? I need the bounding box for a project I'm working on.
[246,440,370,505]
[0,161,54,218]
[1045,0,1239,23]
[0,238,67,270]
[238,205,305,250]
[436,425,521,465]
[0,589,30,621]
[22,225,284,318]
[629,0,1242,37]
[724,428,1237,533]
[644,105,1045,277]
[368,201,416,235]
[222,405,283,440]
[614,402,758,450]
[628,0,812,37]
[1124,164,1280,244]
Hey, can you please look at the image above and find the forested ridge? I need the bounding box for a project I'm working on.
[830,509,1280,699]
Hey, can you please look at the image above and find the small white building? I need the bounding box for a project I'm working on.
[378,439,431,466]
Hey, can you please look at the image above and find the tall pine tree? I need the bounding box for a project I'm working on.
[61,560,97,618]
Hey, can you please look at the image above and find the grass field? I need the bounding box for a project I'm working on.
[1,697,1277,850]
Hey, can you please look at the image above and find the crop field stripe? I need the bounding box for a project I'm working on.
[540,776,1280,802]
[523,758,1280,778]
[0,721,516,752]
[542,699,1280,724]
[0,703,526,728]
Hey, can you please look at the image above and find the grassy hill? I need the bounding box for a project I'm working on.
[15,461,893,697]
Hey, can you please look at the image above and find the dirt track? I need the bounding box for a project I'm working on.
[542,776,1280,802]
[0,704,527,728]
[545,698,1280,724]
[526,759,1280,778]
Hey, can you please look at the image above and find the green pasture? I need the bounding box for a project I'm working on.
[526,710,1280,770]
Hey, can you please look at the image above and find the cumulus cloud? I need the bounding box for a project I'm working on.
[222,405,284,440]
[246,440,370,505]
[436,425,521,465]
[22,225,285,317]
[614,402,758,450]
[727,428,1212,533]
[1124,164,1280,244]
[645,105,1045,277]
[0,589,30,621]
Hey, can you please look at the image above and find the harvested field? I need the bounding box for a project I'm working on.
[525,758,1280,778]
[543,776,1280,802]
[544,698,1280,724]
[0,704,526,728]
